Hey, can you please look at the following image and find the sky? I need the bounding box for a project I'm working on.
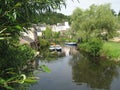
[57,0,120,15]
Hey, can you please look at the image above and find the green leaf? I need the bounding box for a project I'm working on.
[15,2,21,7]
[15,25,23,30]
[6,75,18,82]
[0,28,7,34]
[0,8,2,13]
[0,78,5,84]
[24,77,38,83]
[40,65,51,73]
[4,84,13,90]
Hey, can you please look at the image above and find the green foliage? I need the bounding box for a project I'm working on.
[0,71,38,90]
[40,65,51,73]
[41,27,61,44]
[0,0,72,89]
[0,0,66,40]
[24,78,37,84]
[79,38,103,57]
[101,42,120,60]
[87,39,103,56]
[0,42,35,74]
[71,4,117,41]
[0,77,14,90]
[38,12,70,25]
[53,32,60,39]
[38,37,49,49]
[0,41,36,89]
[42,27,53,40]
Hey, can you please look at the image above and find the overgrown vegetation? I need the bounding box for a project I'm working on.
[71,4,117,41]
[38,12,70,25]
[100,42,120,60]
[0,0,68,89]
[79,38,103,57]
[71,3,120,59]
[0,41,36,89]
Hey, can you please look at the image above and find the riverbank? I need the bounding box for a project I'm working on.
[78,41,120,61]
[100,41,120,61]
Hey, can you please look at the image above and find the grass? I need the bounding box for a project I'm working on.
[101,41,120,60]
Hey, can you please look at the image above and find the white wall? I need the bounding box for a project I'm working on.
[51,22,70,32]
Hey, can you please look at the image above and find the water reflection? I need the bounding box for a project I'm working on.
[70,53,119,90]
[30,46,120,90]
[63,45,78,56]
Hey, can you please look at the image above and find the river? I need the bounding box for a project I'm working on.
[29,46,120,90]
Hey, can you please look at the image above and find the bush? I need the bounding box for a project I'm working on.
[88,38,103,56]
[38,37,49,49]
[0,42,35,77]
[79,38,103,57]
[0,41,36,89]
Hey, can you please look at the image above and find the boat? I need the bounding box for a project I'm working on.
[55,45,62,52]
[49,44,62,52]
[65,42,77,46]
[49,46,55,51]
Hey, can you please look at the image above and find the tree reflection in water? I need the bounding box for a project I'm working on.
[70,53,119,90]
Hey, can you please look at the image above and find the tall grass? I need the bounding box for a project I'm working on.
[101,42,120,60]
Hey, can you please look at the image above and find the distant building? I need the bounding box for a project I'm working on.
[36,21,70,36]
[37,23,46,31]
[52,22,70,32]
[19,22,70,48]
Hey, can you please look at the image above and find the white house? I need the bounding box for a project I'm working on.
[52,22,70,32]
[37,23,46,31]
[19,21,70,45]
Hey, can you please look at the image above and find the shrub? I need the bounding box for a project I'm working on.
[0,41,36,89]
[87,38,103,56]
[38,37,49,49]
[0,42,35,77]
[79,38,103,57]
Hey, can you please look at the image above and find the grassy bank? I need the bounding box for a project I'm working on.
[100,42,120,61]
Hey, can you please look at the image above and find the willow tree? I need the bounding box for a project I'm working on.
[95,4,117,39]
[117,11,120,29]
[71,7,84,39]
[71,4,117,41]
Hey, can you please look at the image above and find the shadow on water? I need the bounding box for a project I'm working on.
[29,45,120,90]
[70,52,119,90]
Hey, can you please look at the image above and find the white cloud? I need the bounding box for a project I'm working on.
[57,0,120,15]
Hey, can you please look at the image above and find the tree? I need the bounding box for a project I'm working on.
[117,11,120,29]
[38,11,70,25]
[42,27,53,40]
[0,0,68,89]
[0,0,66,40]
[71,4,117,41]
[95,4,116,39]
